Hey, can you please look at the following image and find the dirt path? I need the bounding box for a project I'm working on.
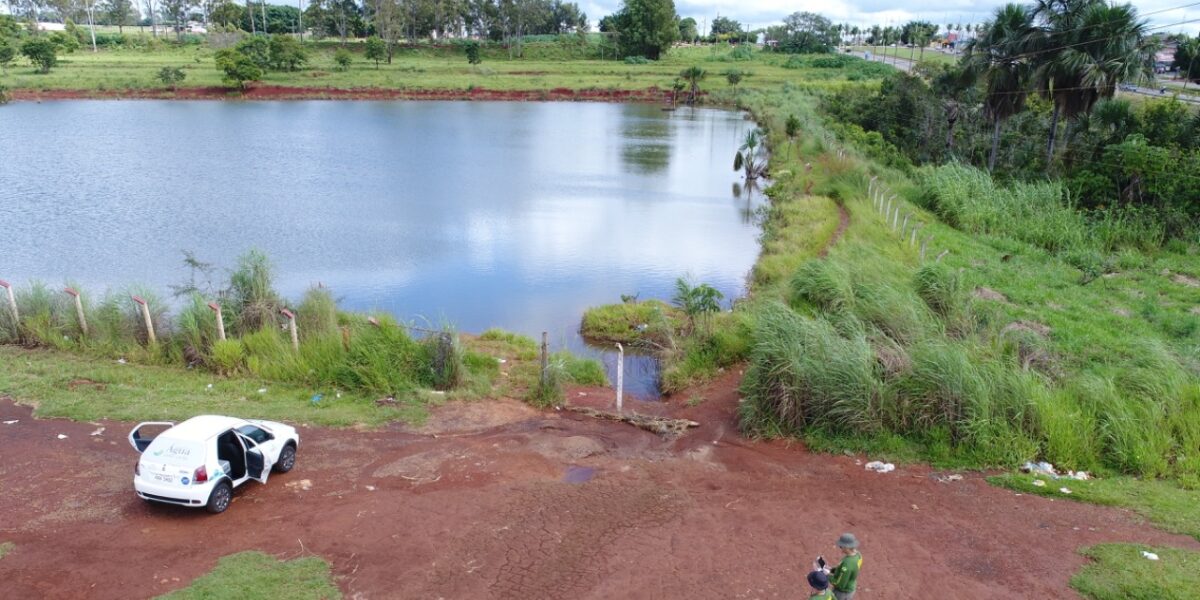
[819,203,851,258]
[0,381,1194,599]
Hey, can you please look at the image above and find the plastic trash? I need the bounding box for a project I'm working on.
[865,461,895,473]
[1021,461,1059,478]
[57,434,68,439]
[1032,479,1046,487]
[1067,471,1092,481]
[2,420,17,425]
[116,358,127,364]
[206,384,213,390]
[90,427,105,436]
[257,388,267,394]
[310,394,323,405]
[1059,487,1072,494]
[1141,551,1159,561]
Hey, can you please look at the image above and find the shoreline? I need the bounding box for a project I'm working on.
[7,84,674,103]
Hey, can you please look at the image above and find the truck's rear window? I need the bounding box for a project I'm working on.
[144,438,203,465]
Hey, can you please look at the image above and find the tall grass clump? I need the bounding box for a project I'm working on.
[789,259,855,314]
[739,303,879,435]
[226,249,283,335]
[296,286,339,341]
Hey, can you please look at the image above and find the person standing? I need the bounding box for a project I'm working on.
[829,533,863,600]
[807,570,834,599]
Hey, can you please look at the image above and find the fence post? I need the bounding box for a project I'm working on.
[540,331,549,388]
[910,224,919,246]
[207,302,226,341]
[281,309,299,351]
[920,235,932,260]
[131,295,156,345]
[0,280,16,324]
[900,213,911,238]
[63,287,88,337]
[615,343,624,414]
[936,249,950,262]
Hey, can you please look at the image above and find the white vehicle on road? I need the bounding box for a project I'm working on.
[128,416,299,514]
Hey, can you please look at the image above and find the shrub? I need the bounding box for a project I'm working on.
[20,37,57,73]
[211,339,245,375]
[623,55,650,64]
[332,48,353,71]
[296,287,338,341]
[226,250,282,334]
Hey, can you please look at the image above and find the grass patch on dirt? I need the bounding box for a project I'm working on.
[989,473,1200,541]
[0,542,13,560]
[157,551,340,600]
[0,346,426,427]
[580,300,682,348]
[1071,544,1200,600]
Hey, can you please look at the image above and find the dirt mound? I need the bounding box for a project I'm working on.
[1002,320,1051,337]
[974,287,1009,303]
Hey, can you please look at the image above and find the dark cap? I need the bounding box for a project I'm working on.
[807,570,829,590]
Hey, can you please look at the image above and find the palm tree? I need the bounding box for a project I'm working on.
[734,128,767,181]
[963,4,1037,172]
[679,66,706,105]
[1174,35,1200,89]
[1033,0,1154,163]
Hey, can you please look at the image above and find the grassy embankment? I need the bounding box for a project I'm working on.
[847,45,958,66]
[0,41,862,95]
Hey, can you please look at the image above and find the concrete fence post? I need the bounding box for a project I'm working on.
[936,249,950,262]
[900,213,911,238]
[207,302,226,341]
[540,331,549,388]
[910,224,920,246]
[0,280,16,324]
[131,295,156,345]
[63,287,88,337]
[920,235,933,260]
[281,308,299,351]
[615,343,624,414]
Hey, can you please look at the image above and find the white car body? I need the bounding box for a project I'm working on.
[129,415,299,513]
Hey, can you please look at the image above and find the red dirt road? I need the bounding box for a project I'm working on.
[1,374,1194,599]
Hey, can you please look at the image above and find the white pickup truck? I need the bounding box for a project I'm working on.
[129,415,299,514]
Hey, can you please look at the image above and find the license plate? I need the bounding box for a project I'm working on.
[152,472,179,484]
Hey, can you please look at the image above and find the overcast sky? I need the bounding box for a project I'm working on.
[581,0,1200,36]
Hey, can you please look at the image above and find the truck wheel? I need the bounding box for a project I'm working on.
[206,481,233,514]
[274,443,296,473]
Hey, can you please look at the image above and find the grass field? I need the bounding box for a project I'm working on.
[1071,544,1200,600]
[848,45,959,66]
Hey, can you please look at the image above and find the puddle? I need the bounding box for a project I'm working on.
[562,465,596,484]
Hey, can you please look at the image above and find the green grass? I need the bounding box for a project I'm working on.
[1071,544,1200,600]
[0,541,12,560]
[847,45,959,66]
[2,43,853,96]
[157,551,340,600]
[0,346,425,426]
[989,473,1200,541]
[580,300,682,349]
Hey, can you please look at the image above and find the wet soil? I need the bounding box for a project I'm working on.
[0,374,1195,599]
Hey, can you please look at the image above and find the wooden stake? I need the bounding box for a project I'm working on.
[281,309,299,351]
[207,302,226,341]
[540,332,549,388]
[64,287,87,337]
[131,295,156,345]
[615,343,624,414]
[0,280,16,324]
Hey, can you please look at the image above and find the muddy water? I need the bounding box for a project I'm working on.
[0,100,763,396]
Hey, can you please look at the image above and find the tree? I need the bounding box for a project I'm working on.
[773,11,837,54]
[364,35,385,68]
[733,128,766,181]
[214,48,263,89]
[677,16,696,42]
[157,66,187,89]
[160,0,195,40]
[723,68,746,92]
[679,65,704,104]
[672,277,723,334]
[670,76,685,107]
[1173,35,1199,85]
[464,39,481,64]
[1034,0,1154,163]
[963,3,1036,171]
[785,114,800,157]
[20,37,58,73]
[612,0,679,60]
[0,37,15,72]
[333,47,353,70]
[209,1,244,27]
[709,15,739,36]
[104,0,135,33]
[598,14,617,32]
[268,33,307,71]
[237,35,271,70]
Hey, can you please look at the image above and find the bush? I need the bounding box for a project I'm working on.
[332,48,352,71]
[623,55,650,64]
[20,37,57,73]
[296,287,338,341]
[211,339,245,375]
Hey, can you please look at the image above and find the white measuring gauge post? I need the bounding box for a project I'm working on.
[615,343,624,413]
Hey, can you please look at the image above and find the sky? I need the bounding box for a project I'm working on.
[580,0,1200,36]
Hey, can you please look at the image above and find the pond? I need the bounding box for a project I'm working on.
[0,100,764,397]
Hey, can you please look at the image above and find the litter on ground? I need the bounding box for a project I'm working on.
[257,388,268,394]
[3,420,18,425]
[1020,461,1093,482]
[1032,479,1046,487]
[90,427,105,436]
[1141,551,1159,561]
[865,461,895,473]
[56,434,68,440]
[1059,487,1072,495]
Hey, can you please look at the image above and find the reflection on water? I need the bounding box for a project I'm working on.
[0,100,759,398]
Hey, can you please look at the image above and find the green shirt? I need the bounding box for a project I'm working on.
[830,552,862,592]
[808,590,834,600]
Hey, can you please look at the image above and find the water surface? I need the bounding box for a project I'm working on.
[0,100,763,396]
